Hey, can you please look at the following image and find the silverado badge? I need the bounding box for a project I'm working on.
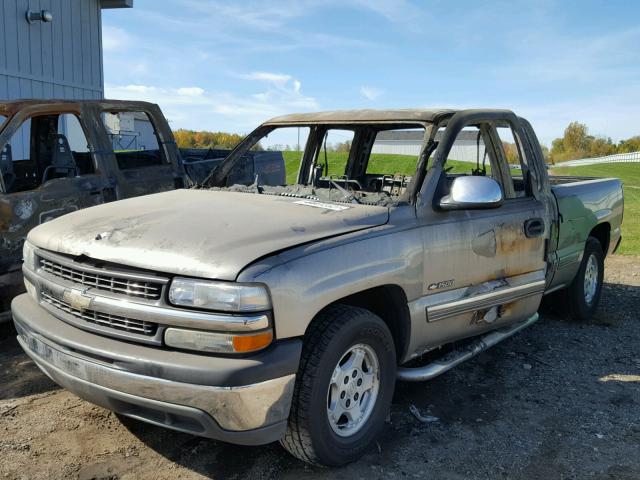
[62,289,93,311]
[428,279,454,291]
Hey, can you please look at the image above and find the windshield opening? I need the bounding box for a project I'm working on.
[202,122,429,206]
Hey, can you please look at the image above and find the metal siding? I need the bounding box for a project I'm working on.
[41,0,54,82]
[0,0,104,101]
[0,5,6,72]
[3,2,19,75]
[51,0,63,82]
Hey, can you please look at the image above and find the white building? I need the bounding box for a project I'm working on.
[103,111,157,151]
[372,129,486,162]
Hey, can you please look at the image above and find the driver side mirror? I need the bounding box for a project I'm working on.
[439,176,503,210]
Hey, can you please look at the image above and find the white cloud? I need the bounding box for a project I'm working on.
[349,0,427,28]
[360,86,383,101]
[102,25,133,52]
[240,72,293,88]
[177,87,205,96]
[105,77,318,133]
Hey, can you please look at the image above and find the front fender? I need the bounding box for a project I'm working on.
[239,228,424,340]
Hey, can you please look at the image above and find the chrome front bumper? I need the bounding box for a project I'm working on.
[12,294,300,445]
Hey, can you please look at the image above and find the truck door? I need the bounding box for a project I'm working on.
[0,111,110,276]
[416,113,549,349]
[99,109,183,199]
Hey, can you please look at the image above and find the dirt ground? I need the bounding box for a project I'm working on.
[1,255,639,480]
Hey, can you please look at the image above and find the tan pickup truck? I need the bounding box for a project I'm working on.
[12,108,623,466]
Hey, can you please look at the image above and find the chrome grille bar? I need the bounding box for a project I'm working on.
[41,291,157,336]
[39,256,163,300]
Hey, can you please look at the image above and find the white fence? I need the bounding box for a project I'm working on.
[555,151,640,167]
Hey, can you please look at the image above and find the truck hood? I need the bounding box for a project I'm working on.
[28,189,389,280]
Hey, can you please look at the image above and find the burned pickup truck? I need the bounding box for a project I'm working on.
[0,99,284,320]
[0,100,185,320]
[12,109,623,466]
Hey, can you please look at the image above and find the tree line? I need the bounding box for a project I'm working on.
[173,129,246,150]
[549,122,640,164]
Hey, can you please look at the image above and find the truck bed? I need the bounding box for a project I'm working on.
[549,176,623,288]
[548,175,602,185]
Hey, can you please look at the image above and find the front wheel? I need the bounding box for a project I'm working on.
[567,236,605,320]
[280,304,396,466]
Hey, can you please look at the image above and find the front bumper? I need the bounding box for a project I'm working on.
[12,294,302,445]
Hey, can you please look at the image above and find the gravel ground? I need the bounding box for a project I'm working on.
[1,255,638,480]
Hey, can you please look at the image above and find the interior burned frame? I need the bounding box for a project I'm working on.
[204,109,540,207]
[205,121,431,202]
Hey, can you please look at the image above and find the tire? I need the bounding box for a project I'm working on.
[280,304,396,466]
[566,236,605,320]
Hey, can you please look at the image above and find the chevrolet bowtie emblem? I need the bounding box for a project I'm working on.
[63,289,92,311]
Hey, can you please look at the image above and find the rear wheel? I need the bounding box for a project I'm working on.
[280,304,396,466]
[567,236,605,320]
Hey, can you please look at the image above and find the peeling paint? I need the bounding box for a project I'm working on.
[14,199,35,219]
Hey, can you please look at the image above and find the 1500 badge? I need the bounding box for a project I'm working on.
[428,279,454,291]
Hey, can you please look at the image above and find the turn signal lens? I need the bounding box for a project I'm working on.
[164,328,273,354]
[232,330,273,353]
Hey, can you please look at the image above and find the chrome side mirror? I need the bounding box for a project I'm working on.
[439,176,503,210]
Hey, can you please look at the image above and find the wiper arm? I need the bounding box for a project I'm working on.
[198,163,221,189]
[329,179,361,204]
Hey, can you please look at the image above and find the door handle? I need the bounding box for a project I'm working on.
[524,218,545,238]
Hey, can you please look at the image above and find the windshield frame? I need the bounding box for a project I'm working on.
[203,121,434,204]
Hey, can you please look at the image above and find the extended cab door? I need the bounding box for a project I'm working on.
[98,106,184,199]
[410,111,550,353]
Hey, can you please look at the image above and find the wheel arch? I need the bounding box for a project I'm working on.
[589,222,611,257]
[306,284,411,362]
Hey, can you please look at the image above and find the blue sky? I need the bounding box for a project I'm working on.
[102,0,640,146]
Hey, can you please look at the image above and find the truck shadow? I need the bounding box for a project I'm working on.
[0,322,59,401]
[116,414,300,477]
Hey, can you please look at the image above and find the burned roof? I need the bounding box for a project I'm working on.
[264,109,457,125]
[0,99,159,116]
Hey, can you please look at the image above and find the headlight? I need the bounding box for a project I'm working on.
[168,278,271,312]
[22,241,37,271]
[164,328,273,354]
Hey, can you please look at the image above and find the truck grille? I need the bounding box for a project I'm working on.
[39,257,163,300]
[41,291,157,336]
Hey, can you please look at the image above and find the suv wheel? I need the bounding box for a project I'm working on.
[280,304,396,466]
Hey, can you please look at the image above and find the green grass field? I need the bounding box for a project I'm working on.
[551,163,639,255]
[282,151,480,184]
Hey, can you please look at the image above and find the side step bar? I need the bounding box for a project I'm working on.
[397,313,539,382]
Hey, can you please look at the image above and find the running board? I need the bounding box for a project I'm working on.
[396,313,539,382]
